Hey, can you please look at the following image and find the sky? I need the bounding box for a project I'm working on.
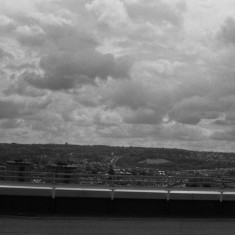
[0,0,235,152]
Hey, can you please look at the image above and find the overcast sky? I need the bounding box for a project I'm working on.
[0,0,235,152]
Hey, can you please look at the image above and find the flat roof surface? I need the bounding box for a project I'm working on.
[1,217,235,235]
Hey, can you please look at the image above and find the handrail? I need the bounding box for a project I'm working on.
[1,170,235,188]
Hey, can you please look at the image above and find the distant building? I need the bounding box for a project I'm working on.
[6,159,31,182]
[47,161,77,183]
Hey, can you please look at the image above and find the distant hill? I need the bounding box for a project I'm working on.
[0,143,235,171]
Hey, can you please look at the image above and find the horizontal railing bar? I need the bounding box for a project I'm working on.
[1,170,235,188]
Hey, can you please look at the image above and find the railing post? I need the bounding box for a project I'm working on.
[221,178,224,189]
[111,187,114,200]
[111,175,114,188]
[52,185,55,199]
[167,176,170,201]
[53,172,56,184]
[110,175,114,200]
[220,190,223,202]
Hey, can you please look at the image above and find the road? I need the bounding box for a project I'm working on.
[110,155,122,167]
[1,217,235,235]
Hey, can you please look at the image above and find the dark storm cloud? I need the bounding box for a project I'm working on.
[25,51,132,90]
[167,89,228,125]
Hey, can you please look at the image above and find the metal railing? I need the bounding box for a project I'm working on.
[1,170,235,189]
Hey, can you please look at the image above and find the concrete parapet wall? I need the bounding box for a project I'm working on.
[1,183,235,218]
[0,185,52,197]
[222,192,235,201]
[114,189,167,199]
[55,187,111,198]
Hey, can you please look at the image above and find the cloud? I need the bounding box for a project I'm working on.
[0,0,133,91]
[0,99,24,119]
[125,0,186,26]
[1,0,235,151]
[123,108,163,125]
[4,76,47,97]
[86,0,130,29]
[97,122,207,143]
[0,48,14,60]
[217,17,235,45]
[0,97,51,120]
[0,119,22,129]
[0,14,16,34]
[226,112,235,122]
[4,63,36,72]
[93,109,122,126]
[168,96,221,125]
[15,25,46,47]
[39,51,130,80]
[212,129,235,142]
[85,0,186,61]
[25,51,131,90]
